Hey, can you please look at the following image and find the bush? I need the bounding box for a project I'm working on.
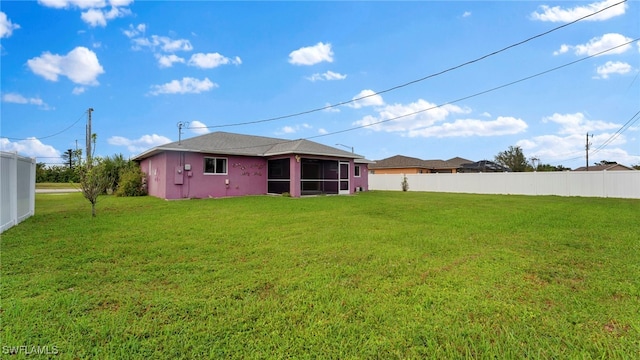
[115,166,147,197]
[401,175,409,192]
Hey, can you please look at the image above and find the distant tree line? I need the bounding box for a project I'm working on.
[493,145,635,172]
[37,153,146,197]
[493,145,570,172]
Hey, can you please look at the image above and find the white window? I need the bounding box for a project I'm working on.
[204,157,227,175]
[354,165,361,177]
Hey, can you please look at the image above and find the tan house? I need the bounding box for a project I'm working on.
[369,155,473,174]
[573,163,636,171]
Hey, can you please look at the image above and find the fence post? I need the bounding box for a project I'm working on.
[10,152,18,229]
[29,156,36,217]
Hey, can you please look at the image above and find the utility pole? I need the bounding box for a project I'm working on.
[86,108,93,167]
[585,133,592,171]
[177,121,189,145]
[531,157,539,171]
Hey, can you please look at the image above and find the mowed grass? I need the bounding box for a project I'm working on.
[2,191,639,359]
[35,182,80,189]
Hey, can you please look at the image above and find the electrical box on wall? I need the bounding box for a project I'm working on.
[184,164,191,171]
[174,165,184,185]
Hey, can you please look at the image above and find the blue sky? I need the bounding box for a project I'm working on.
[1,0,639,169]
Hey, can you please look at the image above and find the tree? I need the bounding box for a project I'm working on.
[61,149,75,169]
[78,160,108,217]
[100,154,129,194]
[536,163,570,172]
[633,164,640,170]
[494,146,531,172]
[595,160,617,166]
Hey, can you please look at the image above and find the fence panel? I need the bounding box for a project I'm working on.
[369,171,640,199]
[1,152,36,233]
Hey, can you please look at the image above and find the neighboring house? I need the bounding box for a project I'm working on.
[132,131,372,199]
[457,160,510,173]
[572,162,636,171]
[369,155,472,174]
[573,164,636,171]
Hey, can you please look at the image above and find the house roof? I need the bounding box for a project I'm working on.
[573,163,636,171]
[369,155,473,170]
[458,160,511,172]
[446,157,474,167]
[132,131,364,161]
[369,155,426,169]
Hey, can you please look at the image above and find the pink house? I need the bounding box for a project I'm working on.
[132,132,371,199]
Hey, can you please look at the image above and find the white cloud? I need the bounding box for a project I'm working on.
[38,0,107,9]
[39,0,133,27]
[523,113,633,166]
[306,70,347,82]
[281,126,296,134]
[188,53,242,69]
[517,132,639,168]
[72,86,86,95]
[27,46,105,85]
[553,44,570,56]
[156,54,185,68]
[123,23,145,38]
[108,134,172,153]
[318,128,328,135]
[407,116,528,138]
[132,35,192,52]
[109,0,133,6]
[148,77,217,95]
[0,11,20,38]
[543,112,621,135]
[189,120,210,135]
[353,98,469,133]
[288,42,334,66]
[0,137,60,160]
[462,11,472,18]
[555,33,633,57]
[531,0,627,22]
[276,123,312,135]
[595,61,632,79]
[349,89,385,109]
[2,93,52,110]
[81,6,131,27]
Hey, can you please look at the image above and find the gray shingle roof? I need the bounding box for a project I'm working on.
[370,155,472,170]
[132,131,362,160]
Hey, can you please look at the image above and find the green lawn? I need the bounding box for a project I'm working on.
[2,191,639,358]
[35,182,80,189]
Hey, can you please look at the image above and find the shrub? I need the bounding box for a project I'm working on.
[115,166,147,197]
[401,175,409,192]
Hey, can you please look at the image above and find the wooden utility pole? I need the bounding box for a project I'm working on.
[585,133,592,171]
[86,108,93,167]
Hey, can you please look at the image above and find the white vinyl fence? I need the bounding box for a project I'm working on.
[1,152,36,233]
[370,171,640,199]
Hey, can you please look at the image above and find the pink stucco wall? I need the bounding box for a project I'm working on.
[141,151,268,199]
[353,163,369,192]
[139,151,369,199]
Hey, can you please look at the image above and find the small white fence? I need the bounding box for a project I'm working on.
[370,171,640,199]
[1,152,36,233]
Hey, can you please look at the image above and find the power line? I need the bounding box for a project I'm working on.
[1,110,87,141]
[186,38,638,155]
[188,0,627,131]
[307,38,640,140]
[590,109,640,156]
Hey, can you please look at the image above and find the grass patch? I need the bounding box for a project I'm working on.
[2,191,639,358]
[35,182,79,189]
